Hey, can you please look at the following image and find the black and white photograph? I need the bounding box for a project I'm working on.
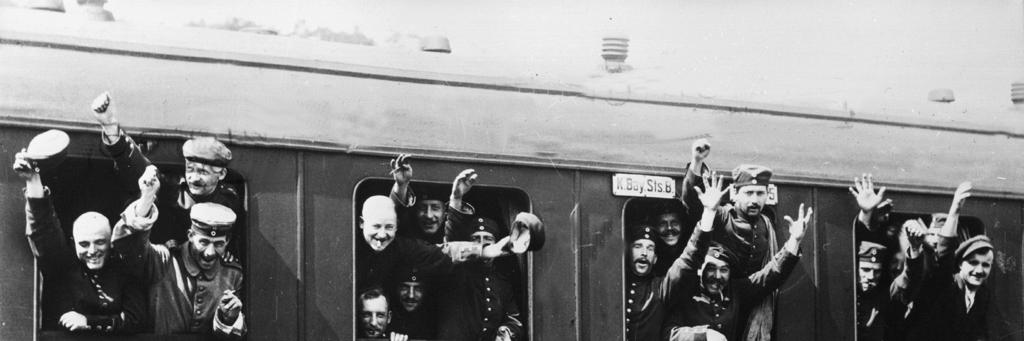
[1,0,1023,340]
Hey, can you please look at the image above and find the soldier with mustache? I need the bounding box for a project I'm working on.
[88,92,246,261]
[651,200,695,277]
[387,267,437,339]
[112,166,246,337]
[14,151,145,333]
[679,138,792,340]
[664,174,812,341]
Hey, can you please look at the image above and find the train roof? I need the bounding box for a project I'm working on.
[2,7,1023,197]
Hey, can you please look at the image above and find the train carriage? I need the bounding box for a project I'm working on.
[2,6,1023,341]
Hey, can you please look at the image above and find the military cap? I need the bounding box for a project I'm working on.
[190,202,237,237]
[396,267,422,283]
[182,137,232,168]
[955,235,994,262]
[628,224,656,243]
[706,242,737,267]
[858,241,888,264]
[652,200,685,218]
[472,216,505,239]
[732,164,773,188]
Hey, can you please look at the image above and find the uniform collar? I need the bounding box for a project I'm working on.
[180,241,219,279]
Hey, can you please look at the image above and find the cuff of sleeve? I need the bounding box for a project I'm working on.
[447,201,475,216]
[25,190,54,214]
[214,310,245,336]
[120,199,160,232]
[391,186,416,208]
[103,131,128,152]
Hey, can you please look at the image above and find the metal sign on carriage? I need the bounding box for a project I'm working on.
[611,173,676,199]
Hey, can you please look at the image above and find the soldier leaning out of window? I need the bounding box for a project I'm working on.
[111,166,246,338]
[89,92,247,262]
[14,151,145,333]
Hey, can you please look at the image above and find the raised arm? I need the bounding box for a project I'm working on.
[661,173,726,301]
[890,219,927,305]
[849,173,889,229]
[90,92,159,192]
[679,138,711,213]
[940,182,971,239]
[389,154,415,207]
[15,152,73,270]
[111,165,169,284]
[445,169,479,241]
[743,203,812,300]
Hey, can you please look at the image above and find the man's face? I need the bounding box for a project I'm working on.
[700,256,731,296]
[958,250,994,290]
[398,281,424,312]
[889,252,906,280]
[471,231,496,247]
[415,200,445,236]
[733,185,768,218]
[656,213,682,247]
[629,239,657,276]
[859,261,883,292]
[185,161,226,196]
[188,230,229,270]
[361,212,397,252]
[359,296,390,338]
[73,223,111,270]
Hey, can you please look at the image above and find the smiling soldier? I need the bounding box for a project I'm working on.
[388,154,447,244]
[679,138,789,340]
[14,152,144,333]
[112,166,246,337]
[358,287,392,339]
[388,267,437,339]
[665,174,812,341]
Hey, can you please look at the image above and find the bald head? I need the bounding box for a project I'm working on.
[361,196,398,252]
[72,212,111,270]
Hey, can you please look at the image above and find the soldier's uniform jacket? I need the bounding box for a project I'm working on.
[112,200,246,337]
[663,228,798,341]
[436,259,524,341]
[389,302,438,340]
[356,236,456,293]
[905,242,990,341]
[680,164,780,340]
[105,134,246,255]
[854,221,926,341]
[438,206,525,341]
[25,193,144,333]
[625,239,690,341]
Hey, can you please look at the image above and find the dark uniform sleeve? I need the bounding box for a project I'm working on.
[396,238,456,276]
[890,247,927,305]
[738,247,800,302]
[679,162,710,214]
[444,202,476,242]
[661,227,712,303]
[104,133,160,193]
[25,191,75,273]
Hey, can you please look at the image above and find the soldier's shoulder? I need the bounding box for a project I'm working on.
[221,259,244,273]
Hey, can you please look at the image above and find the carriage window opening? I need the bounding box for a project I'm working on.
[354,178,532,341]
[36,156,248,339]
[854,211,984,341]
